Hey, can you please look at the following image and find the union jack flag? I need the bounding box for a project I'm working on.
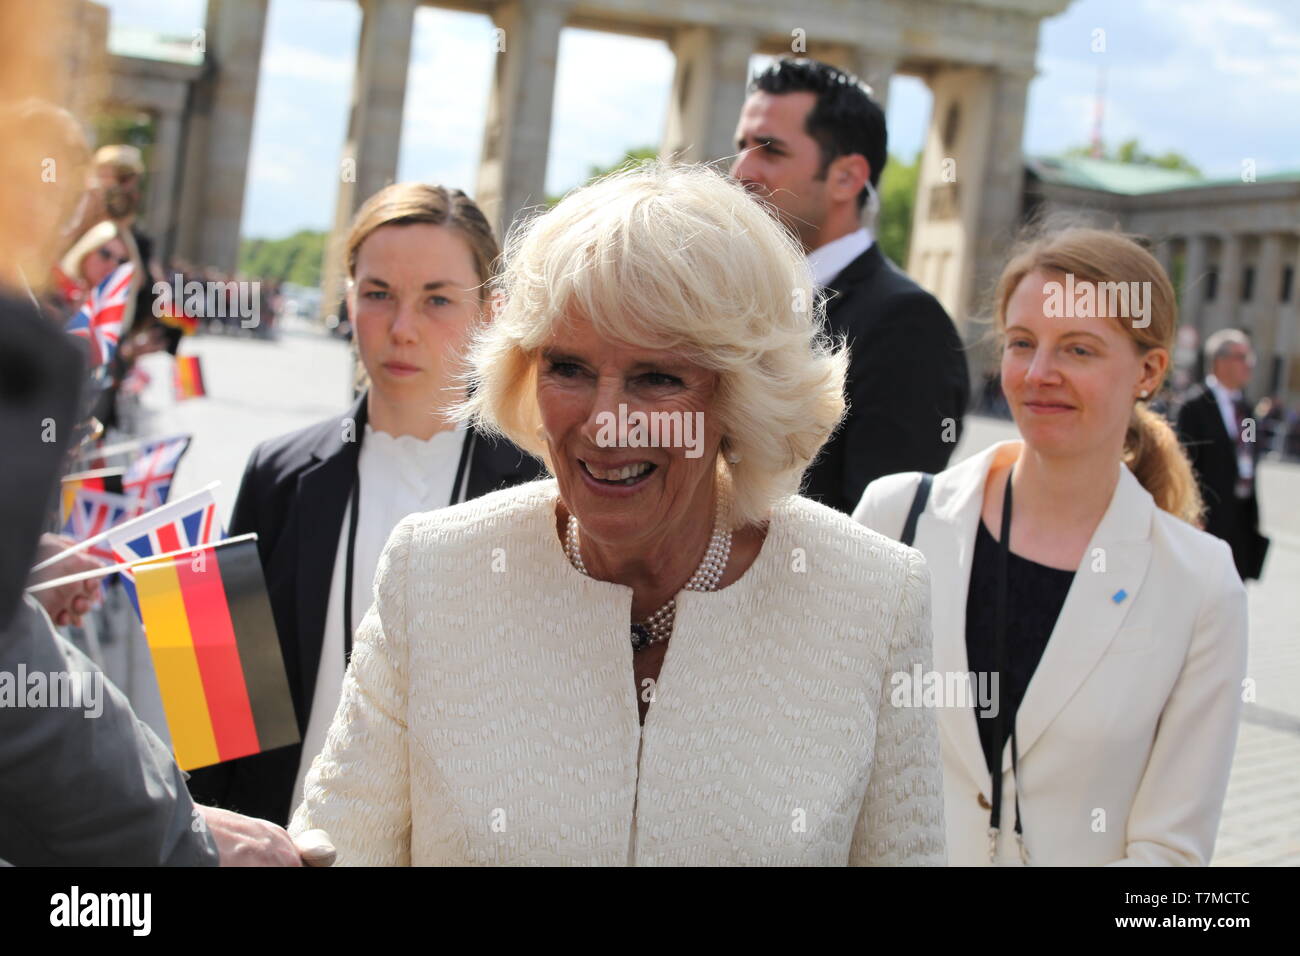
[123,435,191,509]
[66,261,134,369]
[61,488,146,563]
[108,489,222,617]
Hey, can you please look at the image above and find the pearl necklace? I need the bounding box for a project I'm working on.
[563,502,733,651]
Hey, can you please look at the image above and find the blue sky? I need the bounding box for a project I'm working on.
[100,0,1300,240]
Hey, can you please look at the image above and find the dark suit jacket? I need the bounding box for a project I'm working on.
[802,244,970,514]
[1,598,218,865]
[1175,383,1268,580]
[185,392,542,824]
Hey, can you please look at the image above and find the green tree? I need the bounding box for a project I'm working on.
[1066,138,1200,174]
[876,152,920,267]
[238,230,328,285]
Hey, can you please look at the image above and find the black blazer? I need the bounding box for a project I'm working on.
[802,244,971,514]
[185,392,542,824]
[1175,383,1268,580]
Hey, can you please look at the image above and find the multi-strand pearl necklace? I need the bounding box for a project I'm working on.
[563,502,733,651]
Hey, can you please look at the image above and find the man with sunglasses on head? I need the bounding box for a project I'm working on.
[731,58,969,514]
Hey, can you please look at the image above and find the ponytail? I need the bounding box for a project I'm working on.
[1124,403,1204,526]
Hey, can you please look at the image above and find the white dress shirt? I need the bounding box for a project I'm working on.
[293,423,468,805]
[806,226,873,287]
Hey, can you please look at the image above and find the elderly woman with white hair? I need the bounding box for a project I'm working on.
[290,163,945,866]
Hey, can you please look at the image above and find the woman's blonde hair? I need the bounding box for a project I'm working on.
[993,226,1203,525]
[458,162,848,528]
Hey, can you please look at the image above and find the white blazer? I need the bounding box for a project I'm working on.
[854,441,1247,866]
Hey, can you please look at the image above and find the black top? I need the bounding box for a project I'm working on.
[965,519,1075,775]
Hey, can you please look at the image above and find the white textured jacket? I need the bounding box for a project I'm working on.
[289,479,945,865]
[854,441,1248,866]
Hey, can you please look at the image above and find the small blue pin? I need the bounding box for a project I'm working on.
[1111,589,1128,604]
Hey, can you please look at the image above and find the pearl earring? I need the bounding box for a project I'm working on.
[723,440,742,465]
[1139,390,1149,399]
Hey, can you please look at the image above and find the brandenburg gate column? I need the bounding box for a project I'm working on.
[660,25,756,165]
[322,0,419,309]
[849,49,897,113]
[177,0,268,275]
[967,67,1034,328]
[475,0,572,240]
[909,65,1033,331]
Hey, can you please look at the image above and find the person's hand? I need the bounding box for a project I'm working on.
[295,828,337,867]
[29,533,103,627]
[196,804,310,867]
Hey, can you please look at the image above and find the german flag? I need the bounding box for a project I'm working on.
[132,535,297,771]
[157,299,200,336]
[173,354,207,400]
[60,467,125,526]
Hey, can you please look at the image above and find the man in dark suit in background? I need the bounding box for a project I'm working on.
[731,58,969,514]
[1176,328,1270,581]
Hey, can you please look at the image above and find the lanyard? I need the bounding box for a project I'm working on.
[989,467,1029,864]
[341,428,476,664]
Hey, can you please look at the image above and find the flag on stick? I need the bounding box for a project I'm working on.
[108,487,220,616]
[131,536,298,771]
[65,261,134,369]
[123,435,191,509]
[62,488,146,562]
[60,467,125,526]
[173,355,206,400]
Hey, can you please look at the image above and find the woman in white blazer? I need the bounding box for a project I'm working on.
[855,227,1247,866]
[288,164,946,865]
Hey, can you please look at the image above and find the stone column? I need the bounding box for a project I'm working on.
[322,0,419,310]
[1152,236,1173,281]
[1253,233,1284,394]
[851,49,897,114]
[661,25,756,166]
[1213,232,1242,335]
[147,107,185,263]
[1181,233,1207,336]
[188,0,268,274]
[968,68,1034,330]
[475,0,571,240]
[1281,240,1300,405]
